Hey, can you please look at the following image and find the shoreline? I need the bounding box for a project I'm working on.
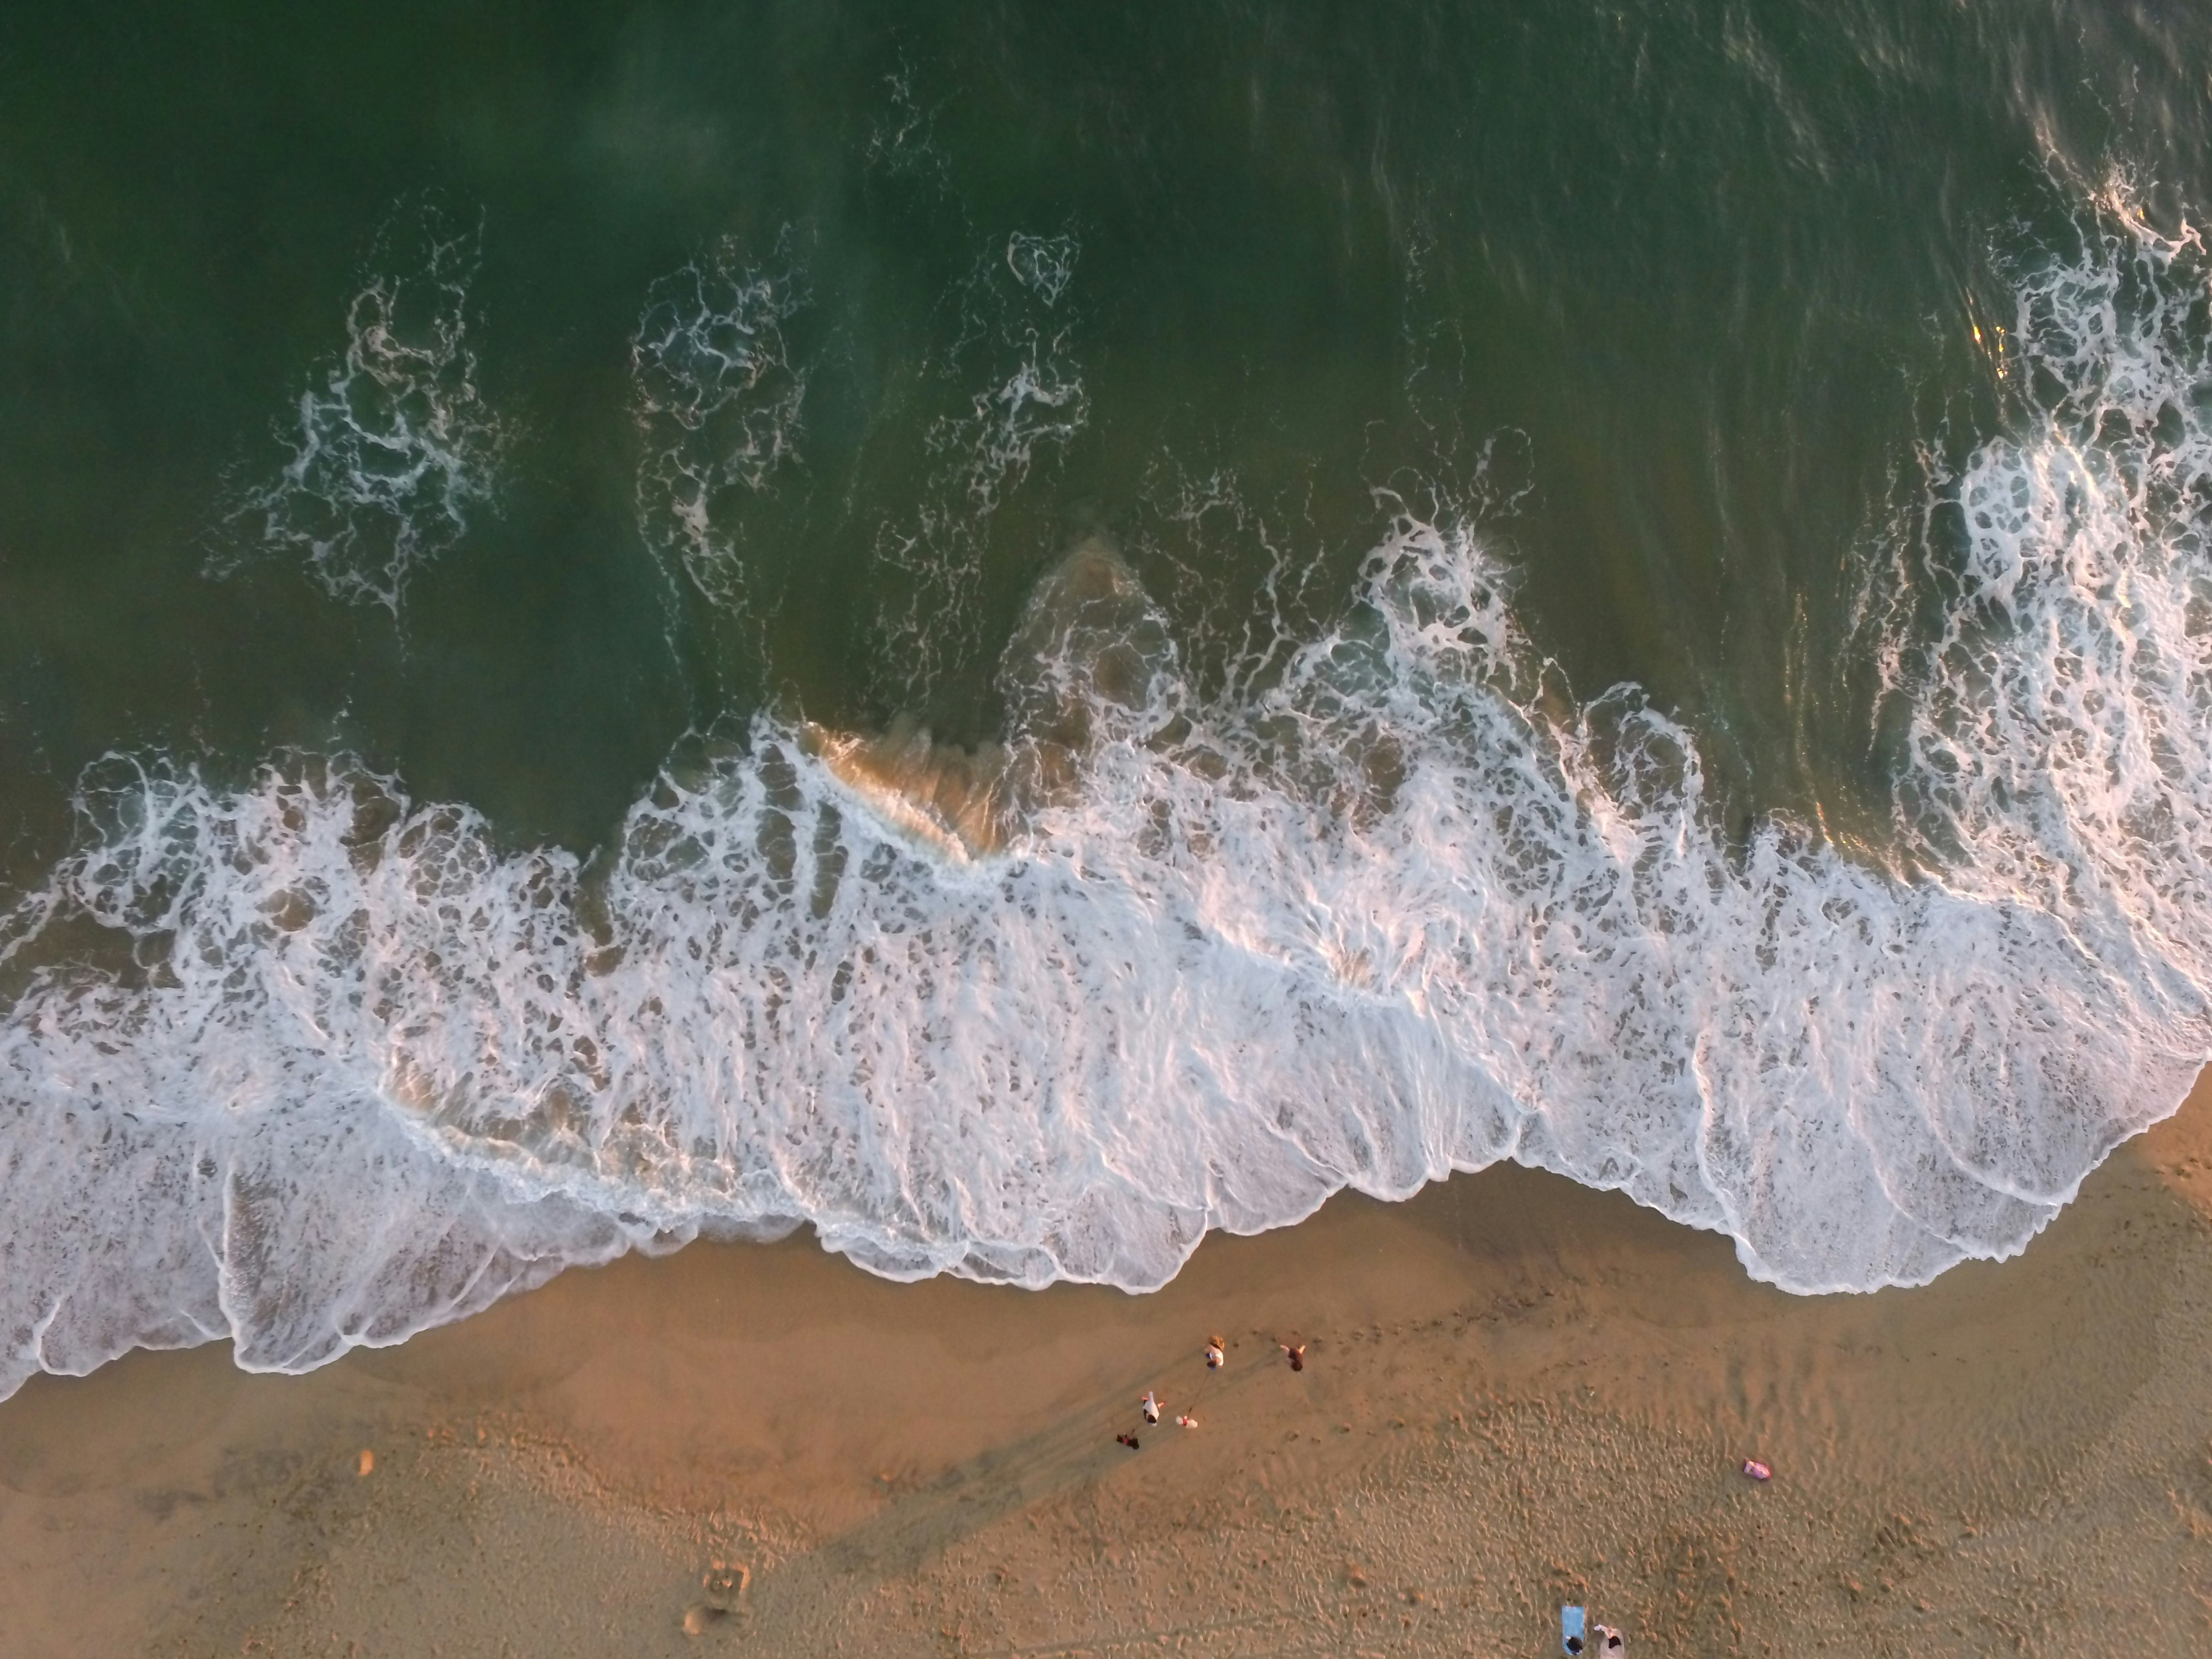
[5,1077,2212,1656]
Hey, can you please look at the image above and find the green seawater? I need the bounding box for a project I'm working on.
[6,0,2201,864]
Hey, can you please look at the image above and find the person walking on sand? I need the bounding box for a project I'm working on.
[1204,1335,1225,1370]
[1140,1390,1161,1424]
[1279,1341,1306,1371]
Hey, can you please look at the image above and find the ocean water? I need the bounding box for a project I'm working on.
[2,0,2209,1394]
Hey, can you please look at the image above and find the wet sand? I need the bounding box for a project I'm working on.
[7,1075,2212,1657]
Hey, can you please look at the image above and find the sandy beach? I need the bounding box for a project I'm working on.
[5,1072,2211,1658]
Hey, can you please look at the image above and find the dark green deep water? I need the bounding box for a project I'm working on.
[5,0,2201,863]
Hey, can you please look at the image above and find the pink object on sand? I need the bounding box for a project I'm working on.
[1741,1459,1772,1481]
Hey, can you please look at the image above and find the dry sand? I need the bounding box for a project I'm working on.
[8,1076,2212,1657]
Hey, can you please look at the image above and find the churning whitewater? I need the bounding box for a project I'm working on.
[3,206,2210,1399]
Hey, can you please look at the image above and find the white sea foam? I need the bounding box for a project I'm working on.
[4,209,2210,1398]
[632,233,810,613]
[1005,233,1078,307]
[863,62,952,192]
[210,201,508,617]
[870,232,1090,700]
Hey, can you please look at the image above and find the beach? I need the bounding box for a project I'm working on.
[4,1070,2208,1657]
[8,6,2212,1655]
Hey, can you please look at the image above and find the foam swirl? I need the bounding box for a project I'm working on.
[210,200,508,617]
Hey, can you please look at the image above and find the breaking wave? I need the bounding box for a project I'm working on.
[4,205,2210,1397]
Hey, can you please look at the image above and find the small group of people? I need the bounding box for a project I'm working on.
[1114,1341,1627,1654]
[1115,1332,1302,1449]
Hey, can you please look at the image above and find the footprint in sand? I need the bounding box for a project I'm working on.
[681,1603,729,1636]
[684,1561,750,1636]
[702,1562,750,1598]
